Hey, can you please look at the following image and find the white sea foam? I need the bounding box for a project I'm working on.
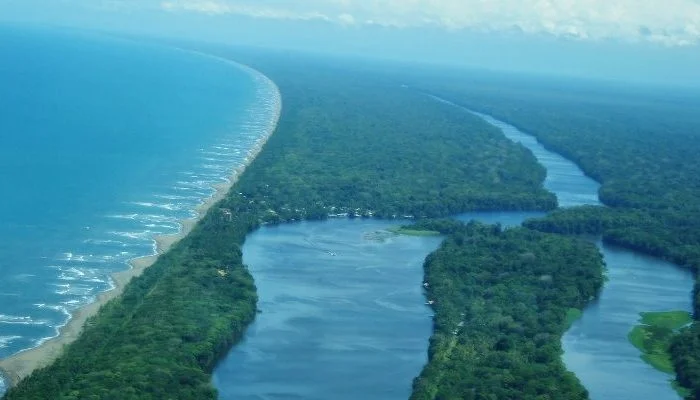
[140,214,179,224]
[194,172,223,178]
[0,314,49,326]
[31,304,72,347]
[53,283,70,295]
[64,285,94,296]
[49,266,110,291]
[106,276,116,291]
[82,238,128,246]
[144,223,179,230]
[0,335,21,349]
[108,230,154,240]
[175,180,211,188]
[172,185,211,196]
[154,194,201,201]
[200,164,228,171]
[131,201,183,211]
[0,55,281,375]
[35,304,71,319]
[56,253,108,264]
[106,213,139,220]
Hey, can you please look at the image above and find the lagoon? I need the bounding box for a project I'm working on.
[214,98,692,400]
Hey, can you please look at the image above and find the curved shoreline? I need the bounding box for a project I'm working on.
[0,53,282,388]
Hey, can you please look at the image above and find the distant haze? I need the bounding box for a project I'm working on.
[1,0,699,87]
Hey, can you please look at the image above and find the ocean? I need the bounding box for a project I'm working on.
[0,26,279,393]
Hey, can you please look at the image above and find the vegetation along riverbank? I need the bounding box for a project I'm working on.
[403,220,604,400]
[2,49,557,399]
[413,72,700,397]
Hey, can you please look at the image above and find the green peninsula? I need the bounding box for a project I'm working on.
[629,311,692,373]
[407,220,603,400]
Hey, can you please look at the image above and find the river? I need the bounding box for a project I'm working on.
[213,219,444,400]
[473,110,693,400]
[213,101,693,399]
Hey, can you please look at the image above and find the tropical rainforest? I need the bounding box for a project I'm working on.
[6,43,700,399]
[2,50,556,399]
[411,73,700,398]
[406,220,603,400]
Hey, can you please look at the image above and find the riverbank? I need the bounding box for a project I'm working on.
[0,50,567,399]
[628,311,692,373]
[409,220,602,400]
[0,62,281,388]
[440,101,692,399]
[214,219,444,400]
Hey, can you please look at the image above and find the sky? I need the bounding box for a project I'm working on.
[1,0,700,86]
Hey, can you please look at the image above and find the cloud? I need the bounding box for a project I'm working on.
[160,1,332,21]
[137,0,700,46]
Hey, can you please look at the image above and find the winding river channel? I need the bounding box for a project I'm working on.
[214,102,693,399]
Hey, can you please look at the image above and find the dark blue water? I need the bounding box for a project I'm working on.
[214,95,691,399]
[0,26,280,393]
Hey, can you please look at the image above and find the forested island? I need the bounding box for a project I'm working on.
[2,50,558,399]
[412,73,700,398]
[404,220,603,400]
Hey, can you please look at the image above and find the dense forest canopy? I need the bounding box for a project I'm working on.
[414,74,700,213]
[7,42,697,400]
[219,52,557,220]
[3,49,557,399]
[410,73,700,398]
[408,220,603,400]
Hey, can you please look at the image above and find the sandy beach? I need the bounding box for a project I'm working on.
[0,63,281,388]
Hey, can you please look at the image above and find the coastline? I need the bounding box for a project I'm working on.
[0,58,282,389]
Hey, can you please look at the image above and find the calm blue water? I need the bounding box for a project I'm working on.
[215,94,691,400]
[0,26,279,393]
[473,109,691,400]
[214,219,444,400]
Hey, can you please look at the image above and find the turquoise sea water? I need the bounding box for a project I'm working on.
[0,26,279,393]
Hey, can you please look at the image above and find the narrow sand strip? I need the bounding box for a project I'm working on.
[0,57,281,388]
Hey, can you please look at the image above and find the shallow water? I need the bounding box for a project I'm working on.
[563,243,693,399]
